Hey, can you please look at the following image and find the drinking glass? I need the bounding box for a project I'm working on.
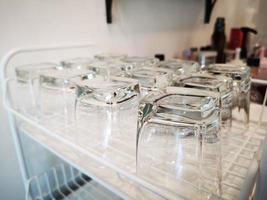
[61,57,112,75]
[72,74,140,143]
[15,63,58,115]
[157,59,200,84]
[116,67,172,96]
[157,59,200,74]
[37,66,95,122]
[137,87,221,199]
[62,57,136,77]
[61,57,94,69]
[208,64,251,124]
[177,72,233,130]
[120,56,159,71]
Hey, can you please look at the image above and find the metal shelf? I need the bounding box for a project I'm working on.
[26,162,122,200]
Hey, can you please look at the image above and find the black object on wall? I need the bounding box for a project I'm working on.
[106,0,217,24]
[204,0,217,23]
[106,0,113,24]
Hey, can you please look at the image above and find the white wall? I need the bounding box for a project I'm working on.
[0,0,261,199]
[256,0,267,44]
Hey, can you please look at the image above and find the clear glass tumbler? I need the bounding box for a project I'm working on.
[208,64,251,125]
[62,57,137,77]
[121,56,159,70]
[15,63,58,115]
[157,59,200,73]
[116,67,172,96]
[61,57,94,69]
[62,58,110,75]
[177,72,233,130]
[157,59,200,84]
[137,87,222,199]
[72,74,140,143]
[37,66,95,123]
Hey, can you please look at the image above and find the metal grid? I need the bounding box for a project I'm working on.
[26,163,122,200]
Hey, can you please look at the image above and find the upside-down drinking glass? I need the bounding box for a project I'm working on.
[157,59,200,73]
[177,72,233,130]
[71,74,140,144]
[116,67,172,96]
[208,64,251,125]
[15,63,58,115]
[37,65,95,122]
[137,87,222,199]
[120,56,159,71]
[157,59,200,84]
[62,57,144,77]
[62,57,118,76]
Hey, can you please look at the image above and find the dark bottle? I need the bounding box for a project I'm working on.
[212,17,226,63]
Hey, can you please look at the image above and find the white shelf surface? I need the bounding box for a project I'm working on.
[11,102,266,200]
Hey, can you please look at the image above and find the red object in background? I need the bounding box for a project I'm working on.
[229,28,243,49]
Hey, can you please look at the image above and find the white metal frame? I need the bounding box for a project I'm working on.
[26,162,121,200]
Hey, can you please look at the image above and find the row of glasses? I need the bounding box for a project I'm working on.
[14,54,252,199]
[13,56,205,133]
[17,57,249,126]
[135,61,251,198]
[14,54,156,117]
[35,54,142,124]
[111,58,200,96]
